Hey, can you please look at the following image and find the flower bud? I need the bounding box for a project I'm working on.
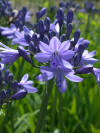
[32,34,39,45]
[74,53,82,66]
[37,20,45,35]
[74,29,80,44]
[36,8,47,21]
[44,17,50,32]
[39,8,47,18]
[59,1,65,7]
[24,34,31,43]
[67,23,72,38]
[43,36,49,44]
[65,2,70,9]
[12,89,27,100]
[76,65,93,74]
[67,9,73,24]
[18,46,32,63]
[56,8,64,26]
[78,40,89,54]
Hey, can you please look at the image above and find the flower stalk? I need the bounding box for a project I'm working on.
[34,80,53,133]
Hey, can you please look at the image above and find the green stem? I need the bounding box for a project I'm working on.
[17,59,25,80]
[51,87,58,132]
[59,92,63,133]
[34,80,53,133]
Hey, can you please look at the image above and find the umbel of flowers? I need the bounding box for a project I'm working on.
[0,0,100,132]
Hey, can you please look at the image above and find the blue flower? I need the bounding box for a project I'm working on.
[36,57,83,93]
[12,26,34,46]
[81,50,97,65]
[50,20,60,33]
[12,74,37,100]
[35,36,74,63]
[0,42,19,64]
[0,24,19,39]
[36,8,47,21]
[76,65,93,74]
[92,68,100,87]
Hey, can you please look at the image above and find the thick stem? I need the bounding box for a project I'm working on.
[51,87,58,132]
[34,80,53,133]
[59,92,63,133]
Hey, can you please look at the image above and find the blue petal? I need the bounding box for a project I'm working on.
[12,89,27,100]
[39,41,52,53]
[36,72,54,82]
[49,36,61,52]
[83,58,98,64]
[56,73,67,93]
[65,72,83,82]
[34,52,52,63]
[25,87,38,93]
[59,40,70,53]
[61,50,74,60]
[20,74,29,83]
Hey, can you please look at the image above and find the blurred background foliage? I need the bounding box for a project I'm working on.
[0,0,100,133]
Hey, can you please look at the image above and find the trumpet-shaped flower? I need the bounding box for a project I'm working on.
[80,50,97,65]
[0,24,19,39]
[12,74,37,100]
[12,26,34,46]
[92,68,100,87]
[35,36,74,63]
[0,42,19,64]
[36,57,83,93]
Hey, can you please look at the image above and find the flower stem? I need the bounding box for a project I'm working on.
[17,59,25,79]
[34,80,53,133]
[51,87,58,132]
[59,92,63,133]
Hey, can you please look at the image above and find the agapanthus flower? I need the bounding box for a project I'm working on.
[12,74,37,99]
[36,8,47,21]
[80,50,97,65]
[12,30,27,46]
[35,36,74,63]
[92,68,100,87]
[12,26,34,46]
[56,8,64,27]
[18,46,32,63]
[0,24,19,39]
[73,38,97,66]
[14,7,31,30]
[36,56,83,93]
[76,65,93,74]
[0,42,19,64]
[84,1,95,12]
[0,0,12,17]
[50,20,60,34]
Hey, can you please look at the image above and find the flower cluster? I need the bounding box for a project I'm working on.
[0,0,12,17]
[0,64,37,106]
[0,0,31,30]
[0,0,100,107]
